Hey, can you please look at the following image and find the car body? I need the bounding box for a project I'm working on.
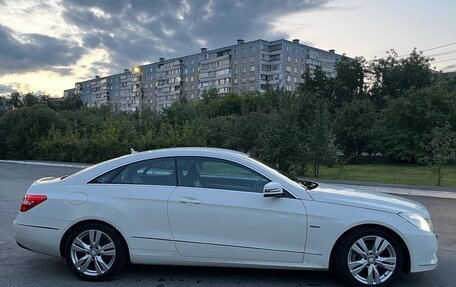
[13,147,438,286]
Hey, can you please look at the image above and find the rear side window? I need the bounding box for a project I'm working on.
[89,166,125,183]
[111,158,176,186]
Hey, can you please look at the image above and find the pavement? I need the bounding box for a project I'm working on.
[0,162,455,287]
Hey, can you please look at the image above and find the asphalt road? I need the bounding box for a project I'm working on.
[0,162,455,287]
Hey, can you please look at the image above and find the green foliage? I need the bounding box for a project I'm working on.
[369,49,433,108]
[35,128,87,162]
[373,82,456,162]
[294,91,337,177]
[418,124,456,185]
[0,104,67,159]
[334,98,376,157]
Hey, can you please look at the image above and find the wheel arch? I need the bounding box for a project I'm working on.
[59,219,130,262]
[328,223,411,273]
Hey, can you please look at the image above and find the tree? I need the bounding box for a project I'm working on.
[292,91,337,177]
[418,125,456,185]
[23,92,39,107]
[333,57,367,107]
[9,91,23,109]
[59,93,84,110]
[373,82,456,162]
[334,98,376,158]
[0,96,9,111]
[299,66,334,104]
[368,49,433,108]
[221,112,269,154]
[257,111,299,172]
[0,104,67,159]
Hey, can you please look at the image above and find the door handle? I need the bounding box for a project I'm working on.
[178,197,201,204]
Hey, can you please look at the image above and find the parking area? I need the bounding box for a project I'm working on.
[0,162,454,287]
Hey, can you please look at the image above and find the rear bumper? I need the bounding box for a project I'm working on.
[13,221,62,257]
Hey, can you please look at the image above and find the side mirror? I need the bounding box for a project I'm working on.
[263,182,283,197]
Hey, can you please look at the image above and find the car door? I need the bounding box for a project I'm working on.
[167,156,307,263]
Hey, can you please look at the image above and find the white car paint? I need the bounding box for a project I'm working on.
[12,147,438,282]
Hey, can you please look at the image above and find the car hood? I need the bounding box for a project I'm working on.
[306,183,430,218]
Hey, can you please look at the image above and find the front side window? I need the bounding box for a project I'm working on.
[177,157,269,193]
[111,158,176,186]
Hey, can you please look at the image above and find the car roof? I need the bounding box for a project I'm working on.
[129,147,249,160]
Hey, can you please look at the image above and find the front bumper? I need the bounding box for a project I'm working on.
[397,221,438,273]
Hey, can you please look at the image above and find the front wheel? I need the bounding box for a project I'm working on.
[334,228,404,287]
[65,223,127,281]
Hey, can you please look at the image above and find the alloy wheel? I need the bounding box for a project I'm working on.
[347,235,397,285]
[70,229,116,276]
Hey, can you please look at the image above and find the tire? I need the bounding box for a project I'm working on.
[64,223,127,281]
[334,228,404,287]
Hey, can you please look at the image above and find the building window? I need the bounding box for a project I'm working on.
[250,46,255,52]
[250,65,255,72]
[287,56,291,62]
[250,56,255,62]
[286,66,291,73]
[270,54,281,61]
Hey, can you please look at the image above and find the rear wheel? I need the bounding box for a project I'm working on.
[65,223,127,281]
[334,228,404,287]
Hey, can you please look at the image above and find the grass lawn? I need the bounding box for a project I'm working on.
[315,164,456,188]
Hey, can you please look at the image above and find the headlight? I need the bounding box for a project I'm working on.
[399,213,433,232]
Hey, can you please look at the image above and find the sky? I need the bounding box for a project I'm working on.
[0,0,455,97]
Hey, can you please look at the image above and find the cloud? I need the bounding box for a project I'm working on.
[0,0,330,94]
[61,0,330,73]
[441,64,456,71]
[0,83,14,96]
[0,24,84,76]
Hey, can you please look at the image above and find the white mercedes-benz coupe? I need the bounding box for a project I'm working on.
[13,148,437,286]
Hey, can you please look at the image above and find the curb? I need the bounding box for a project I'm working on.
[336,184,456,200]
[0,160,90,169]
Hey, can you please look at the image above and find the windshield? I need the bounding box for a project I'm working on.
[247,156,318,190]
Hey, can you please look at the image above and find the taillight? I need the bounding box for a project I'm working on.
[20,195,47,212]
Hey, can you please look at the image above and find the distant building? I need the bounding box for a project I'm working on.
[66,38,346,112]
[63,88,75,98]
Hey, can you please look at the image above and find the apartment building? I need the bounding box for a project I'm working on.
[66,38,345,112]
